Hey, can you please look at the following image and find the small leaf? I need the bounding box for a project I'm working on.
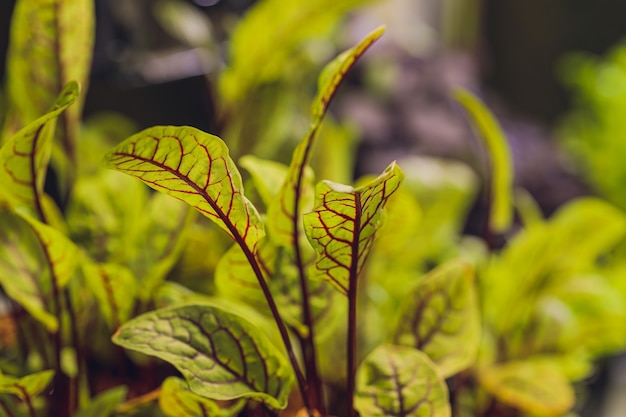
[159,376,244,417]
[0,370,54,400]
[267,26,385,249]
[304,162,403,295]
[104,126,264,250]
[112,304,293,410]
[392,261,480,377]
[478,359,575,416]
[454,89,513,233]
[239,155,288,207]
[355,344,450,417]
[74,386,128,417]
[81,261,137,330]
[0,82,79,219]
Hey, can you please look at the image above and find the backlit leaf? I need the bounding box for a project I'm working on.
[74,386,128,417]
[82,261,137,330]
[478,359,575,416]
[392,261,480,377]
[0,82,78,219]
[112,304,293,410]
[267,26,385,249]
[0,370,54,400]
[159,376,244,417]
[304,162,403,295]
[355,344,450,417]
[6,0,93,149]
[0,210,79,331]
[104,126,264,250]
[239,155,288,208]
[454,89,513,233]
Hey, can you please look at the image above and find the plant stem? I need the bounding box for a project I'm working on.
[63,289,80,413]
[16,387,37,417]
[346,193,362,417]
[0,398,16,417]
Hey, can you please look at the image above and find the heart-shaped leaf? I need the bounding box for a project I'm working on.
[454,89,513,233]
[159,376,245,417]
[392,261,480,377]
[355,344,450,417]
[478,359,575,416]
[104,126,263,251]
[0,370,54,401]
[112,304,293,410]
[304,162,403,295]
[0,82,78,220]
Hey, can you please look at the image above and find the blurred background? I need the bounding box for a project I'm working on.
[3,1,626,416]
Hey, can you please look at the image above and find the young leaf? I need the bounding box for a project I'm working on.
[355,344,450,417]
[112,304,294,410]
[454,89,513,233]
[159,376,244,417]
[0,210,79,331]
[0,370,54,400]
[0,82,79,220]
[74,386,128,417]
[6,0,93,147]
[392,261,480,378]
[239,155,289,207]
[104,126,264,250]
[81,261,137,330]
[304,162,403,295]
[266,26,385,249]
[478,359,575,416]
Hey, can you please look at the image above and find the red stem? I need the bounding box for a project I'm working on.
[347,193,362,417]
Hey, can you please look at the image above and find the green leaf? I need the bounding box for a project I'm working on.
[454,89,513,233]
[0,82,79,219]
[0,210,79,331]
[159,376,244,417]
[478,359,575,416]
[267,26,385,249]
[6,0,93,144]
[104,126,264,251]
[239,155,288,208]
[74,386,128,417]
[355,344,450,417]
[0,370,54,400]
[304,162,403,295]
[112,304,293,410]
[392,261,480,377]
[81,261,137,330]
[219,0,378,104]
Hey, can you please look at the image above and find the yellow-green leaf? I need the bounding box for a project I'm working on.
[6,0,93,147]
[104,126,264,250]
[74,386,128,417]
[454,89,513,233]
[478,359,575,416]
[159,376,244,417]
[0,370,54,401]
[267,26,385,249]
[0,82,79,220]
[392,261,480,378]
[355,344,450,417]
[112,304,293,410]
[239,155,289,208]
[304,162,403,295]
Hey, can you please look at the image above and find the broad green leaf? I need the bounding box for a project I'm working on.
[81,261,137,330]
[392,261,480,377]
[159,376,244,417]
[0,210,79,331]
[104,126,264,251]
[454,89,513,233]
[215,242,339,339]
[74,386,128,417]
[6,0,93,149]
[219,0,378,104]
[304,162,403,295]
[478,359,574,416]
[355,344,450,417]
[112,304,293,410]
[239,155,288,208]
[0,370,54,400]
[267,26,385,249]
[0,82,79,219]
